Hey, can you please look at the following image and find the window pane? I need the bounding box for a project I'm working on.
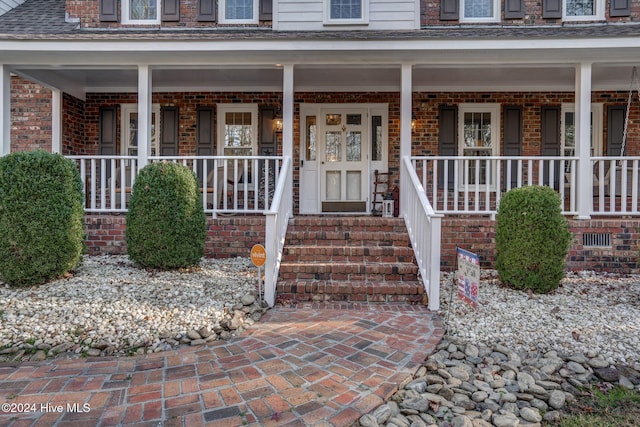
[306,116,317,161]
[463,112,492,148]
[346,131,361,161]
[130,0,157,20]
[330,0,362,19]
[464,0,493,18]
[325,131,342,162]
[224,112,253,150]
[372,115,382,161]
[226,0,253,20]
[566,0,594,16]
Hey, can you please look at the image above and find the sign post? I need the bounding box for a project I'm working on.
[250,244,267,302]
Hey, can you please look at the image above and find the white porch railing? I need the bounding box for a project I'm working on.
[264,157,292,307]
[67,155,285,215]
[412,156,578,216]
[591,157,640,215]
[401,156,442,311]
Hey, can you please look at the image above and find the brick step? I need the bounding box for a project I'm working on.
[279,261,418,282]
[288,216,407,232]
[282,245,415,263]
[276,280,425,304]
[285,231,411,247]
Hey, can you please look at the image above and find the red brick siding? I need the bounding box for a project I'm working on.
[11,77,53,152]
[84,214,266,258]
[63,94,87,155]
[421,0,640,26]
[441,217,639,273]
[66,0,272,29]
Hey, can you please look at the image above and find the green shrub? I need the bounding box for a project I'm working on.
[0,150,85,287]
[495,185,572,293]
[126,162,206,269]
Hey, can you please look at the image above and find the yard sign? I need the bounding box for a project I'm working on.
[456,247,479,308]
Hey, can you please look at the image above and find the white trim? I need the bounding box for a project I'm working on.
[323,0,369,25]
[51,89,62,154]
[560,102,603,157]
[121,0,161,25]
[120,103,161,157]
[219,0,259,24]
[460,0,501,23]
[562,0,605,22]
[216,103,259,156]
[0,65,10,155]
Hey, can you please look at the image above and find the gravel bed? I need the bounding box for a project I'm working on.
[439,269,640,365]
[0,255,260,360]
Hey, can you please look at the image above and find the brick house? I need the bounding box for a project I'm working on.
[1,0,640,308]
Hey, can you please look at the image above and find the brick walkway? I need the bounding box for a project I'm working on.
[0,303,444,427]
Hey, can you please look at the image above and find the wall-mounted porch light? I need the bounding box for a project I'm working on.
[411,112,417,129]
[273,106,283,134]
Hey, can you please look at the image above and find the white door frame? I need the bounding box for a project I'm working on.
[299,103,388,214]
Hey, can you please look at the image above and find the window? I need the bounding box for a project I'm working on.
[122,0,160,24]
[217,104,258,182]
[219,0,258,23]
[324,0,369,24]
[121,104,161,156]
[563,0,604,21]
[458,104,500,187]
[561,103,603,159]
[461,0,500,22]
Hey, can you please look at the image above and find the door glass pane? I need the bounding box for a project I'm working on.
[130,0,157,20]
[326,171,341,200]
[325,132,342,162]
[346,171,361,200]
[564,112,575,157]
[306,116,317,161]
[129,112,138,156]
[372,115,382,161]
[326,114,342,126]
[346,114,361,125]
[346,131,361,161]
[224,112,252,152]
[464,112,492,148]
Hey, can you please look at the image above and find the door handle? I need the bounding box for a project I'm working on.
[301,159,304,167]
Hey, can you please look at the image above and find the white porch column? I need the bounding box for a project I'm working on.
[400,63,413,216]
[137,65,152,169]
[0,65,11,156]
[51,89,62,154]
[282,64,294,212]
[575,62,592,219]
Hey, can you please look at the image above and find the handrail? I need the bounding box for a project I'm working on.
[263,156,292,307]
[401,156,442,311]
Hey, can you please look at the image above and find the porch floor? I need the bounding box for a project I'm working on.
[0,303,444,427]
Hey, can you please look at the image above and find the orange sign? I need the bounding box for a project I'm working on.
[250,244,267,267]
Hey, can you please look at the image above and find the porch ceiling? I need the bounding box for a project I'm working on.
[11,62,640,100]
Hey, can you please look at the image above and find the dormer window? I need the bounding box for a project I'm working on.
[122,0,160,24]
[219,0,259,23]
[324,0,369,24]
[563,0,605,21]
[461,0,500,22]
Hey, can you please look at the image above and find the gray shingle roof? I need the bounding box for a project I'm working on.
[2,0,640,41]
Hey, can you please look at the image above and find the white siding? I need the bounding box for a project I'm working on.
[0,0,26,16]
[275,0,418,31]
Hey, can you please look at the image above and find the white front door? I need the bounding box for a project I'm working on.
[319,109,369,213]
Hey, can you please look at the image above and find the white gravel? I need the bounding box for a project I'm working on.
[440,270,640,365]
[0,255,258,356]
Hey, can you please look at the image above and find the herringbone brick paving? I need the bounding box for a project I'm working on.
[0,303,443,427]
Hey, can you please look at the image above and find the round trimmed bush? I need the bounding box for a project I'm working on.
[126,161,206,269]
[0,150,85,287]
[495,185,572,293]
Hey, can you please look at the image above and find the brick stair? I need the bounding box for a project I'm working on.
[276,216,425,303]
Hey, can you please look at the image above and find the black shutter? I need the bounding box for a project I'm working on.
[503,106,522,189]
[99,107,117,155]
[607,106,626,156]
[611,0,631,17]
[162,0,180,21]
[196,108,215,185]
[505,0,524,19]
[99,0,118,22]
[259,0,273,20]
[160,107,179,156]
[541,106,561,187]
[542,0,562,18]
[440,0,459,20]
[198,0,217,21]
[438,105,457,187]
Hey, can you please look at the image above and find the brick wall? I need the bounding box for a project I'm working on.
[11,77,53,152]
[84,214,267,258]
[66,0,272,29]
[441,217,640,273]
[421,0,640,26]
[63,93,86,155]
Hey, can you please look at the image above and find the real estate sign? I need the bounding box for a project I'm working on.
[457,247,479,308]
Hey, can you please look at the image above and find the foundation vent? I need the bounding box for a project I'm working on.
[582,233,612,248]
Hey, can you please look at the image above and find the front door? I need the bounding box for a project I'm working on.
[319,109,369,212]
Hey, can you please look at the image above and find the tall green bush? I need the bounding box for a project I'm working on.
[126,162,206,269]
[495,185,572,293]
[0,150,85,286]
